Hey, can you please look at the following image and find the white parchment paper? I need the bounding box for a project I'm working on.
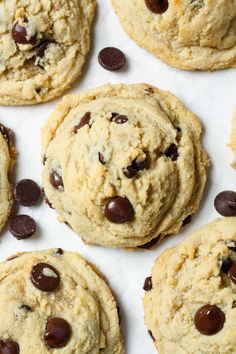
[0,1,236,353]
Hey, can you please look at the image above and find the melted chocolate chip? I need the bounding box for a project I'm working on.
[123,166,137,179]
[14,179,41,206]
[35,40,53,58]
[31,263,60,292]
[123,156,149,179]
[105,197,134,223]
[182,215,192,226]
[98,152,106,165]
[11,22,36,45]
[194,305,225,335]
[0,339,19,354]
[214,191,236,217]
[0,124,11,146]
[165,144,178,161]
[145,0,169,14]
[139,236,160,249]
[112,115,128,124]
[50,170,64,189]
[229,263,236,284]
[19,304,32,312]
[148,330,155,341]
[221,258,233,273]
[9,215,36,240]
[98,47,126,71]
[74,112,91,133]
[44,318,71,348]
[143,276,152,291]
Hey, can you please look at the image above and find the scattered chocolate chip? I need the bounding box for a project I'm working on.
[143,276,152,291]
[105,197,134,223]
[214,191,236,217]
[182,215,192,226]
[35,40,53,58]
[148,330,155,341]
[14,179,41,206]
[112,115,128,124]
[229,263,236,284]
[123,166,137,179]
[194,305,225,335]
[44,318,71,348]
[74,112,91,133]
[221,258,233,273]
[56,248,64,255]
[0,339,19,354]
[50,170,64,189]
[9,215,36,240]
[98,152,106,165]
[98,47,126,71]
[145,0,169,14]
[31,263,60,292]
[165,144,178,161]
[0,124,11,146]
[139,236,160,249]
[11,22,36,45]
[19,304,32,312]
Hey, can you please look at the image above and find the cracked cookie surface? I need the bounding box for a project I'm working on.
[0,248,123,354]
[111,0,236,71]
[42,83,209,248]
[143,218,236,354]
[0,0,95,105]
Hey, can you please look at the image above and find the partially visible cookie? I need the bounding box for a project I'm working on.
[0,248,124,353]
[111,0,236,71]
[143,218,236,354]
[0,123,14,232]
[230,108,236,168]
[0,0,95,105]
[42,83,209,248]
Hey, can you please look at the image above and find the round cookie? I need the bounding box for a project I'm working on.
[42,83,209,248]
[0,124,14,232]
[0,248,124,353]
[0,0,95,105]
[111,0,236,71]
[143,217,236,354]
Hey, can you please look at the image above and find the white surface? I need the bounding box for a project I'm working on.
[0,1,236,353]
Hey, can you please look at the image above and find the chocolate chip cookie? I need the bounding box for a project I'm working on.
[0,249,124,353]
[143,217,236,353]
[111,0,236,71]
[0,0,95,105]
[42,83,209,248]
[0,123,15,232]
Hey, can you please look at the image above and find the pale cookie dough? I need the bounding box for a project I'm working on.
[229,108,236,168]
[143,217,236,354]
[42,83,209,248]
[111,0,236,71]
[0,248,124,354]
[0,124,15,232]
[0,0,95,105]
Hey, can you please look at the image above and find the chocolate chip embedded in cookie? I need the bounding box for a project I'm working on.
[42,83,209,248]
[0,249,124,353]
[111,0,236,71]
[143,218,236,353]
[0,0,96,105]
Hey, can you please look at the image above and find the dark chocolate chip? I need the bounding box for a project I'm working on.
[98,152,106,165]
[143,276,152,291]
[221,258,233,273]
[11,22,36,45]
[194,304,225,335]
[31,263,60,292]
[132,157,148,171]
[214,191,236,217]
[148,330,155,341]
[43,155,47,165]
[98,47,126,71]
[0,124,11,146]
[50,170,64,189]
[0,339,19,354]
[229,263,236,284]
[35,40,53,58]
[19,304,32,312]
[123,166,137,179]
[228,246,236,252]
[110,112,119,121]
[145,0,169,14]
[105,197,134,223]
[44,318,71,348]
[56,248,64,255]
[112,115,128,124]
[139,236,160,249]
[182,215,192,226]
[14,179,41,206]
[74,112,91,133]
[146,87,154,95]
[9,215,36,240]
[165,144,178,161]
